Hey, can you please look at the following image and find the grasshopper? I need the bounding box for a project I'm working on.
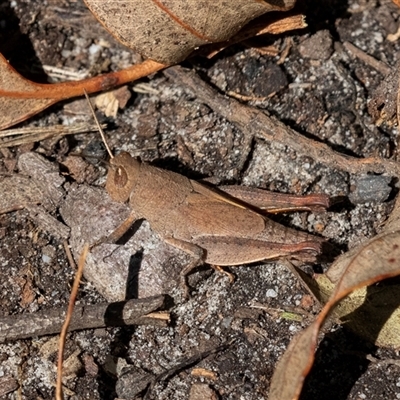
[86,94,329,297]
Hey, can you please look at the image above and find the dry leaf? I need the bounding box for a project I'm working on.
[95,86,131,117]
[0,54,57,131]
[0,54,165,130]
[0,1,303,130]
[19,276,36,307]
[83,0,297,64]
[202,14,306,59]
[311,273,400,348]
[269,229,400,400]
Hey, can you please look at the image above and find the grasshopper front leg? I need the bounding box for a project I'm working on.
[90,209,138,249]
[164,237,206,299]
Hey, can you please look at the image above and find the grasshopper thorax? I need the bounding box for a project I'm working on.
[105,152,141,203]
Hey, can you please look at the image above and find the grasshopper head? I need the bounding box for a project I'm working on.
[106,152,140,203]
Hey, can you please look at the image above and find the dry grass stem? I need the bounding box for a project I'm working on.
[0,123,106,148]
[56,243,89,400]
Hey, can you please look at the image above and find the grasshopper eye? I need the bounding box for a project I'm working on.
[114,166,128,188]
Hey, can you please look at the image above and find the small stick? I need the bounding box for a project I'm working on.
[227,91,268,102]
[63,240,76,270]
[164,66,400,177]
[0,296,168,342]
[343,41,391,76]
[56,243,88,400]
[396,68,400,160]
[144,340,235,400]
[366,354,400,367]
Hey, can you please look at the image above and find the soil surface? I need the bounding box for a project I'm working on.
[1,0,400,399]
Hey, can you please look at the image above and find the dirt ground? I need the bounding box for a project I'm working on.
[1,0,400,399]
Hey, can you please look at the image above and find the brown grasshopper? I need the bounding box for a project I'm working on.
[86,94,329,297]
[102,152,328,297]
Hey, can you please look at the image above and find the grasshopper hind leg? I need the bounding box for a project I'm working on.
[194,236,322,266]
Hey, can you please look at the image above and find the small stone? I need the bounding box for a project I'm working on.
[82,140,108,165]
[42,245,56,264]
[313,222,325,234]
[82,353,99,377]
[61,156,99,184]
[266,288,278,298]
[300,294,314,310]
[189,383,218,400]
[349,175,391,204]
[137,113,159,138]
[116,366,154,398]
[299,30,333,60]
[0,376,19,397]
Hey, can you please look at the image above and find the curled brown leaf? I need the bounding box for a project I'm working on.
[83,0,297,64]
[269,230,400,400]
[0,55,165,130]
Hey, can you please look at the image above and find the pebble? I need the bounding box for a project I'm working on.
[299,30,334,60]
[266,289,278,298]
[349,175,391,204]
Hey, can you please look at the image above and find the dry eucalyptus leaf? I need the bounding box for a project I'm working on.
[269,230,400,400]
[0,54,56,131]
[202,14,306,59]
[0,1,300,130]
[312,273,400,348]
[0,53,164,130]
[300,193,400,348]
[83,0,297,64]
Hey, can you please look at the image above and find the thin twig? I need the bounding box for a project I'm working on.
[63,240,76,270]
[0,296,168,342]
[144,339,235,400]
[277,37,293,65]
[164,66,400,177]
[227,91,268,102]
[343,41,391,76]
[42,65,89,81]
[366,354,400,367]
[397,67,400,160]
[56,243,88,400]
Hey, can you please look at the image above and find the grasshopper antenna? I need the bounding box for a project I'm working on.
[83,89,114,159]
